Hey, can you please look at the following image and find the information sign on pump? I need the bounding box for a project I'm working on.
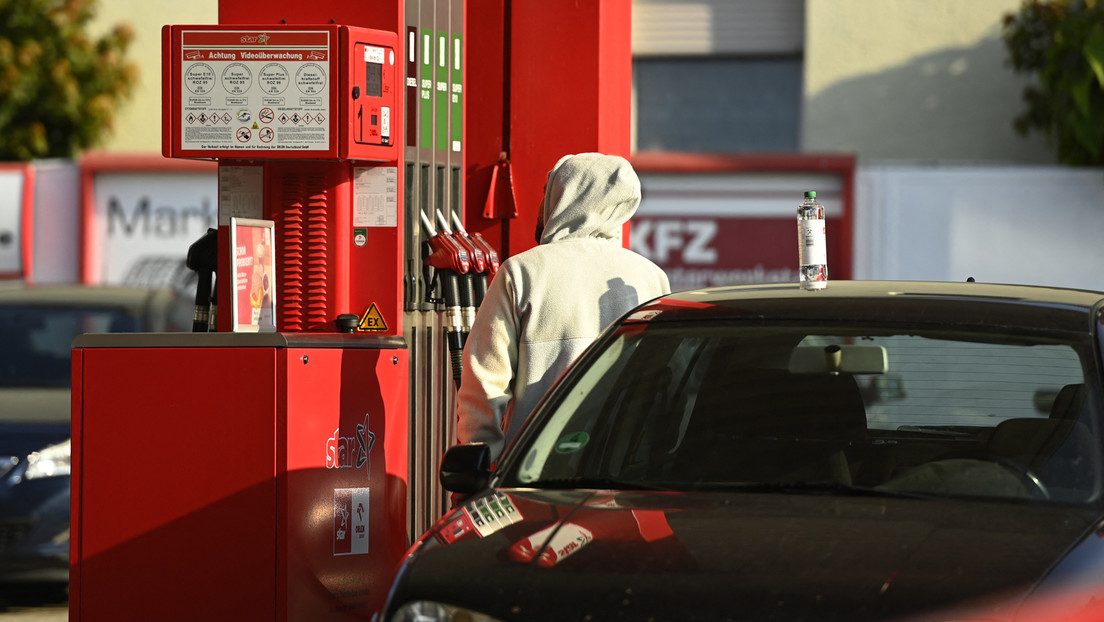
[179,30,332,152]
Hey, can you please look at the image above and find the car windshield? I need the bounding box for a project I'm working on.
[508,322,1103,506]
[0,304,140,388]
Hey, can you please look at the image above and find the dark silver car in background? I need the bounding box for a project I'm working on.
[0,284,190,592]
[384,280,1104,622]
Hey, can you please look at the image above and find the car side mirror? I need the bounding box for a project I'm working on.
[439,443,493,495]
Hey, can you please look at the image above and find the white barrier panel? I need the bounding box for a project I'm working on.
[856,166,1104,290]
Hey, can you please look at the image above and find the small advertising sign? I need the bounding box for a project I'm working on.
[230,217,276,332]
[333,487,370,556]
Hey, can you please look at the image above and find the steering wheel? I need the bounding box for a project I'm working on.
[992,456,1050,500]
[877,457,1051,500]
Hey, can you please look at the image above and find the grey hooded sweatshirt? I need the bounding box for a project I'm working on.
[456,153,671,460]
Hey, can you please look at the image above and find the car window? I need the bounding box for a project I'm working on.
[511,323,1101,505]
[0,305,139,388]
[800,334,1085,430]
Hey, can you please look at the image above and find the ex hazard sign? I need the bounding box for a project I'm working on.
[358,304,387,332]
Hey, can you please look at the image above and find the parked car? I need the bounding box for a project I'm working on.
[382,280,1104,622]
[0,283,191,590]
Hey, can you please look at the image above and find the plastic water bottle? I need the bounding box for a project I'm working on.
[797,190,827,290]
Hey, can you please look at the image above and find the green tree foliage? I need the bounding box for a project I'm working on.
[0,0,137,161]
[1003,0,1104,165]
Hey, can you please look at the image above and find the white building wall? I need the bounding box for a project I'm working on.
[88,0,219,154]
[803,0,1053,165]
[99,0,1054,166]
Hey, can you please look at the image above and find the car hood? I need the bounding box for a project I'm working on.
[391,488,1103,622]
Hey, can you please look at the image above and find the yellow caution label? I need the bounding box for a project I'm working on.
[252,121,260,129]
[358,304,388,332]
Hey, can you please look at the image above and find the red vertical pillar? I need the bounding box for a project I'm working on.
[466,0,633,258]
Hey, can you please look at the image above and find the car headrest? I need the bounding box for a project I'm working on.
[987,417,1093,472]
[710,368,868,439]
[1050,383,1087,420]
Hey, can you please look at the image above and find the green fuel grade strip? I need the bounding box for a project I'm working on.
[451,34,462,152]
[436,31,448,152]
[420,29,433,151]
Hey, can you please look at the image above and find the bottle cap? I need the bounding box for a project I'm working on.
[805,191,816,198]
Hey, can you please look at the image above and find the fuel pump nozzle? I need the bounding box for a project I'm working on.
[421,212,471,388]
[436,211,484,334]
[448,212,498,308]
[186,227,219,332]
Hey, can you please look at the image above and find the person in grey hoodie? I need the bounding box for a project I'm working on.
[456,152,671,461]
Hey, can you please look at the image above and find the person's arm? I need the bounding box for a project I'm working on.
[455,269,520,460]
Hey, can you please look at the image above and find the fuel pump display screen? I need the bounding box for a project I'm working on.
[365,62,382,98]
[354,44,392,147]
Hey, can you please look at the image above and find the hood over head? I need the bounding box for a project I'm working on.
[539,153,641,244]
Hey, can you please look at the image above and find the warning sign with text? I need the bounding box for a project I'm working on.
[179,30,332,152]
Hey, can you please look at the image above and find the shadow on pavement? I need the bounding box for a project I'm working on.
[0,585,68,611]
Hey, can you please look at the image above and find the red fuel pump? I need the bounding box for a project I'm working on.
[74,19,414,621]
[69,1,634,621]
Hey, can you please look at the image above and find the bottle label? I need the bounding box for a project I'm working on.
[798,219,827,265]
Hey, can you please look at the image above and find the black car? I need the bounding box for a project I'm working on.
[0,284,191,589]
[382,280,1104,622]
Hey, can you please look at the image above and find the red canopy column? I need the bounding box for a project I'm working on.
[466,0,633,258]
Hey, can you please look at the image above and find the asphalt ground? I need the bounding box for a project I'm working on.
[0,586,67,621]
[0,606,66,621]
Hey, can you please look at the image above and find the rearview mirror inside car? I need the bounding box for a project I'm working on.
[788,344,888,375]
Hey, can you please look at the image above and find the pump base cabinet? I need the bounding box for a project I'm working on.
[70,333,410,621]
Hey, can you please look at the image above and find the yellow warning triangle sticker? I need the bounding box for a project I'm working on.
[358,303,387,332]
[252,122,260,129]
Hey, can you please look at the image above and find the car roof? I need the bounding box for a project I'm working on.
[627,280,1104,333]
[0,283,190,332]
[0,283,177,309]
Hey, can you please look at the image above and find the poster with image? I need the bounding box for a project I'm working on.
[230,217,276,332]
